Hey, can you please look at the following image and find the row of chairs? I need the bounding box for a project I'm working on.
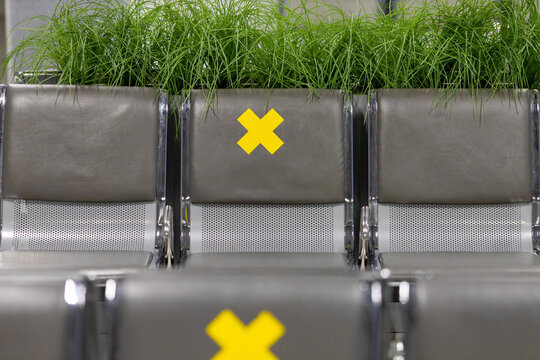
[3,269,540,360]
[0,85,537,273]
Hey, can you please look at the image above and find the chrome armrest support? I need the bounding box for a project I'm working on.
[158,205,174,269]
[360,206,369,270]
[533,197,540,255]
[534,224,540,256]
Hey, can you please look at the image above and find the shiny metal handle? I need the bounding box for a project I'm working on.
[159,205,174,269]
[360,206,369,270]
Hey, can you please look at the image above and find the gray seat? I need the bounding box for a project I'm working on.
[180,88,355,269]
[108,271,382,360]
[405,272,540,360]
[365,88,540,273]
[0,84,172,271]
[0,271,97,360]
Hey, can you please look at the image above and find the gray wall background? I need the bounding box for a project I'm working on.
[3,0,66,81]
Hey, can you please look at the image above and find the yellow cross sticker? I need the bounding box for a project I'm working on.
[237,108,284,154]
[206,309,286,360]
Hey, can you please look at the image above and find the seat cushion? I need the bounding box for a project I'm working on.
[380,252,540,276]
[0,251,152,275]
[183,253,351,272]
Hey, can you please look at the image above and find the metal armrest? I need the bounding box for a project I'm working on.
[158,205,174,269]
[360,206,369,270]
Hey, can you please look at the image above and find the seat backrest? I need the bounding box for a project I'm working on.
[0,271,97,360]
[368,88,538,255]
[180,89,353,254]
[109,272,380,360]
[407,273,540,360]
[0,84,168,253]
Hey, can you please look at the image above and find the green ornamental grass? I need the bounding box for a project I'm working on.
[2,0,540,95]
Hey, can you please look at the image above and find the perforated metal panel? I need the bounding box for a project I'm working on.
[378,203,533,253]
[0,199,157,252]
[190,203,345,253]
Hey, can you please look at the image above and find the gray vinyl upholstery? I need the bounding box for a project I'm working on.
[189,89,345,204]
[0,272,96,360]
[409,273,540,360]
[112,272,377,360]
[3,84,159,202]
[377,88,531,204]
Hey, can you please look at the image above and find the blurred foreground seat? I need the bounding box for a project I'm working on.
[0,84,171,274]
[0,271,97,360]
[179,89,357,269]
[108,271,382,360]
[405,272,540,360]
[366,88,540,274]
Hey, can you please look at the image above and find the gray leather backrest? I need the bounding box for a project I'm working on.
[189,89,346,204]
[114,272,375,360]
[376,89,533,204]
[410,273,540,360]
[0,272,91,360]
[2,85,160,202]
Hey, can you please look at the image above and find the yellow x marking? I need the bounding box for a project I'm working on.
[237,108,284,154]
[206,309,286,360]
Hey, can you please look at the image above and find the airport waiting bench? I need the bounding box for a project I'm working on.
[3,270,540,360]
[107,271,382,360]
[0,270,385,360]
[0,86,367,360]
[0,85,359,271]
